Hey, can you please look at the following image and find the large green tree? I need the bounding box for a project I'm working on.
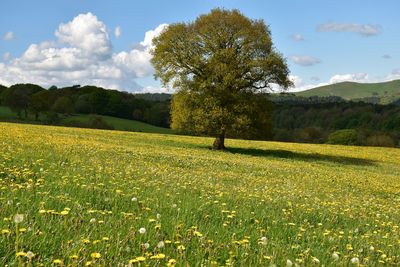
[151,9,292,149]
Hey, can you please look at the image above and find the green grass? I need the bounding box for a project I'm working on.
[297,79,400,104]
[0,106,173,134]
[62,114,173,134]
[0,106,18,120]
[1,122,400,266]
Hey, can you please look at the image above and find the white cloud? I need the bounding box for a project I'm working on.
[317,23,382,36]
[55,13,112,59]
[291,33,304,41]
[0,13,168,92]
[3,31,15,41]
[290,55,321,66]
[141,86,170,93]
[3,52,11,61]
[140,23,168,48]
[289,70,400,93]
[387,69,400,80]
[329,73,369,84]
[287,75,328,92]
[289,75,304,88]
[114,26,121,38]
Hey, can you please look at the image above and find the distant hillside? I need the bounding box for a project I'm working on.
[296,80,400,104]
[0,105,173,134]
[62,114,173,134]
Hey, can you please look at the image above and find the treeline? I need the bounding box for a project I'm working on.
[0,84,170,127]
[0,83,399,147]
[271,96,400,147]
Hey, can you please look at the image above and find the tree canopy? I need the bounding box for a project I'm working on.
[151,8,292,149]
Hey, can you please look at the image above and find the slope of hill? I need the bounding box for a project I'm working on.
[296,80,400,104]
[62,114,173,134]
[0,105,173,134]
[1,122,400,265]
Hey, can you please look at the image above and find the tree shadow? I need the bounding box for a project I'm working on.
[225,147,376,166]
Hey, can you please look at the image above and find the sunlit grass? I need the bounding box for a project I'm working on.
[1,122,399,266]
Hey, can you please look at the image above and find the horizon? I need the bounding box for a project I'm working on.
[1,0,399,93]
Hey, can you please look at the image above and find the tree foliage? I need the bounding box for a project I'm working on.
[151,8,291,149]
[2,84,44,118]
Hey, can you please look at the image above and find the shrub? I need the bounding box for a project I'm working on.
[366,134,395,147]
[297,127,324,143]
[63,116,114,130]
[88,116,114,130]
[327,129,359,145]
[44,112,60,124]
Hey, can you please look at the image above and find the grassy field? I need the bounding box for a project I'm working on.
[297,80,400,104]
[1,123,400,266]
[0,105,172,134]
[62,114,173,134]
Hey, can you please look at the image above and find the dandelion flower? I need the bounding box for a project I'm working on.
[259,236,268,245]
[350,257,359,265]
[312,257,320,264]
[332,252,339,261]
[14,214,24,224]
[1,229,10,235]
[139,227,146,234]
[177,245,186,253]
[286,259,293,267]
[91,252,101,259]
[26,251,35,260]
[167,259,176,266]
[16,251,27,257]
[151,253,166,259]
[52,259,63,265]
[157,241,165,248]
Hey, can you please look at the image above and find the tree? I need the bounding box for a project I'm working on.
[30,90,50,120]
[151,9,292,149]
[2,84,44,118]
[52,96,74,114]
[0,84,7,103]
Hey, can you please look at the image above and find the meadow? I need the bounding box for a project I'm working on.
[1,122,400,266]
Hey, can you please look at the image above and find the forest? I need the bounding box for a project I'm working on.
[0,83,399,147]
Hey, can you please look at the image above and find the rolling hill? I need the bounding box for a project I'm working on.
[61,114,173,134]
[296,79,400,104]
[0,105,173,134]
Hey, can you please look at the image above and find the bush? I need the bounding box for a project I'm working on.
[296,127,324,143]
[44,112,60,124]
[63,115,114,130]
[327,129,359,145]
[366,134,395,147]
[88,116,114,130]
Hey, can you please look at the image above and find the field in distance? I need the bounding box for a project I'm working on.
[0,105,173,135]
[1,123,399,266]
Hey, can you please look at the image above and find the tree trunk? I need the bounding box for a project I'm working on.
[212,133,225,150]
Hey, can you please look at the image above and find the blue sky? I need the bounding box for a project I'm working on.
[0,0,399,92]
